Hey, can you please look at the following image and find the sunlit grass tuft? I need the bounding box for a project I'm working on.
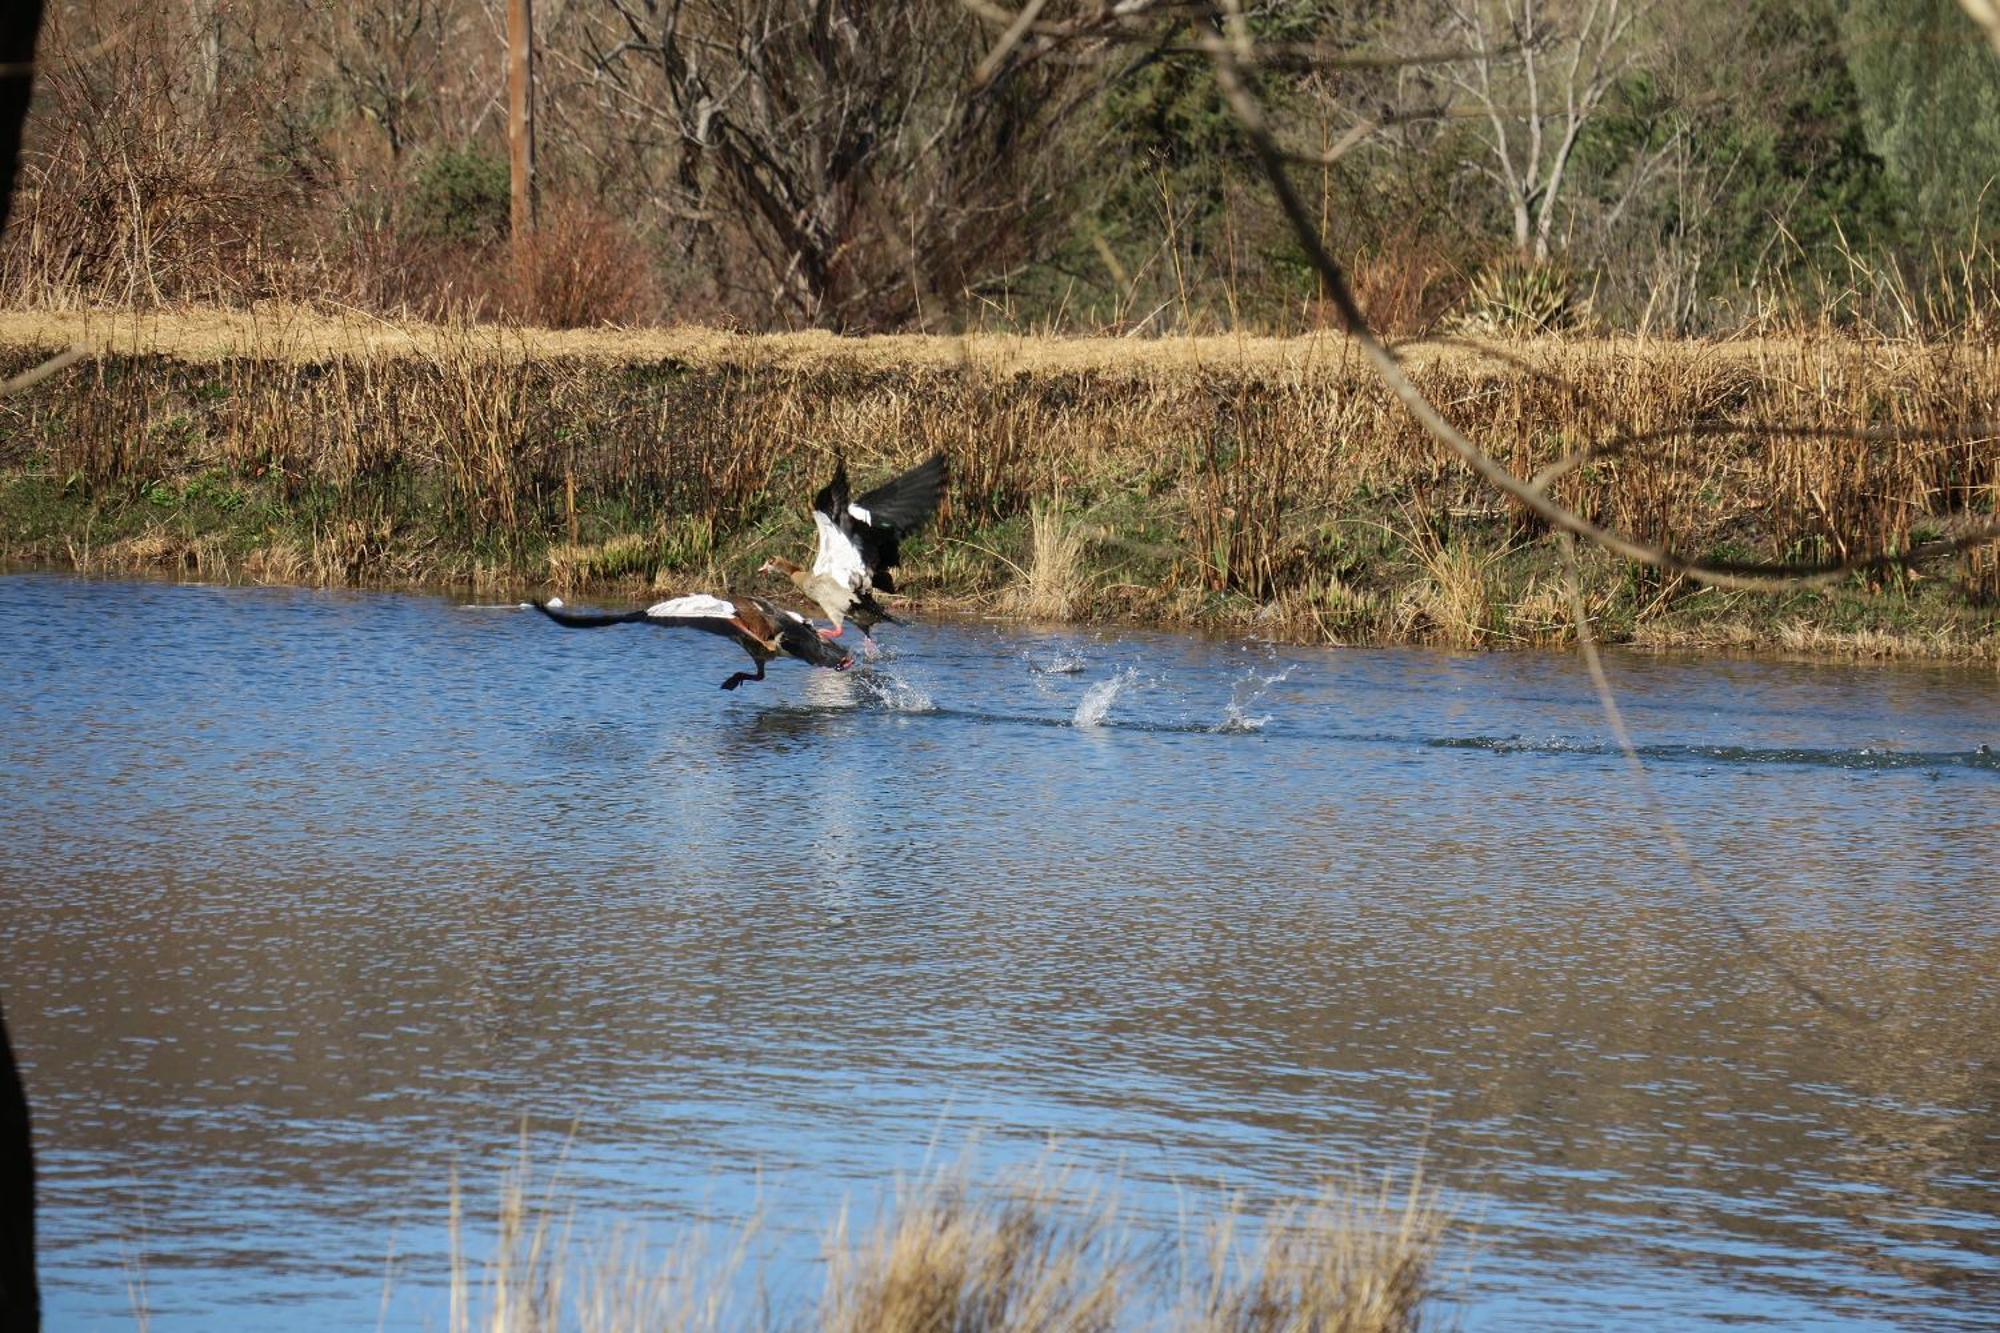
[1009,500,1091,622]
[1184,1171,1446,1333]
[442,1157,1449,1333]
[822,1166,1127,1333]
[1394,519,1513,650]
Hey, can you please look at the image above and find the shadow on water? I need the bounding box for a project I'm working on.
[1427,734,2000,772]
[708,662,1999,776]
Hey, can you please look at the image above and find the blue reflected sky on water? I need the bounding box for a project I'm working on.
[0,573,1995,1329]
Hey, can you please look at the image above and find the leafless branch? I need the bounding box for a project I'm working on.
[963,0,1516,70]
[1959,0,2000,57]
[1196,7,2000,592]
[0,343,85,396]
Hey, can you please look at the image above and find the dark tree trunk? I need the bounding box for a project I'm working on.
[0,2,46,1328]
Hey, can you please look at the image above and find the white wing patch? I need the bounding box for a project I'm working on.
[810,509,868,590]
[847,503,873,525]
[647,594,735,619]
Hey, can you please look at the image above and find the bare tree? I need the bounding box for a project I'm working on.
[571,0,1100,329]
[1436,0,1652,261]
[305,0,466,160]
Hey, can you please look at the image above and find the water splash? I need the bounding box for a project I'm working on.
[1212,664,1293,734]
[1029,649,1088,675]
[1073,668,1138,728]
[859,669,937,713]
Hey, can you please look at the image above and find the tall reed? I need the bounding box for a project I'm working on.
[1,311,1993,654]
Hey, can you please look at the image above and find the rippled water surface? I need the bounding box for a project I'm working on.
[2,574,1996,1329]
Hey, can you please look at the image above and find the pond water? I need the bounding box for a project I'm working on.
[0,574,1995,1330]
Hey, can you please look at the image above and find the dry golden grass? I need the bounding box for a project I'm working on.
[241,539,308,585]
[0,305,1955,378]
[821,1169,1127,1333]
[2,306,1993,656]
[444,1160,1447,1333]
[1184,1172,1446,1333]
[0,305,1386,375]
[81,527,228,576]
[1631,616,2000,661]
[1392,519,1513,650]
[1502,578,1578,647]
[1009,501,1092,621]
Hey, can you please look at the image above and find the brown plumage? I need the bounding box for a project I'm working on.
[532,593,851,690]
[761,453,947,645]
[757,555,900,639]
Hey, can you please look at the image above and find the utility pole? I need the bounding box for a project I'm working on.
[507,0,536,269]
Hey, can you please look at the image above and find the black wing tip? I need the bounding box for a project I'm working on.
[896,453,948,494]
[903,453,948,492]
[854,454,949,536]
[532,599,649,629]
[530,599,578,626]
[813,455,852,518]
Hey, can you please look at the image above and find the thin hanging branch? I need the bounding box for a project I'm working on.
[960,1,1998,592]
[1558,534,1880,1024]
[1182,0,2000,592]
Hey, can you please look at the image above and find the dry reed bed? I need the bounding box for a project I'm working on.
[0,311,1994,655]
[449,1158,1446,1333]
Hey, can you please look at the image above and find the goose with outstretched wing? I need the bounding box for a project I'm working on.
[760,453,947,650]
[532,594,850,690]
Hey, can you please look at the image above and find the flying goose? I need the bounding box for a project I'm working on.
[532,594,851,690]
[760,453,947,649]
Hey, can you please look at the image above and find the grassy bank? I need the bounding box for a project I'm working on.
[1,308,1994,658]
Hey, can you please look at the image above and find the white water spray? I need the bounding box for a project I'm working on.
[1211,664,1293,734]
[1072,668,1138,728]
[1029,649,1088,675]
[859,669,937,713]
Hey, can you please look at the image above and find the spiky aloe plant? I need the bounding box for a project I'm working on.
[1452,257,1593,335]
